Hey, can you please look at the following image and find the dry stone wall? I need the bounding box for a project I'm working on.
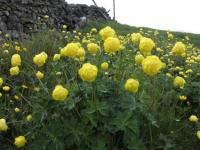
[0,0,110,39]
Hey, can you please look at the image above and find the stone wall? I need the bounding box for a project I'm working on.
[0,0,110,39]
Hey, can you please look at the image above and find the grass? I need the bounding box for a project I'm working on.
[83,20,200,47]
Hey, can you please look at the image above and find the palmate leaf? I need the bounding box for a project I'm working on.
[89,137,107,150]
[82,99,109,116]
[81,99,110,127]
[112,110,133,131]
[123,129,146,150]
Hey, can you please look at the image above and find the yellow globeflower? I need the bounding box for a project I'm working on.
[172,42,186,56]
[10,66,20,76]
[0,118,8,131]
[53,54,61,61]
[77,47,85,57]
[60,43,79,58]
[142,55,163,76]
[87,43,99,55]
[0,78,3,86]
[52,85,69,101]
[135,54,144,65]
[173,76,186,88]
[11,54,21,66]
[179,95,187,101]
[14,136,27,148]
[99,26,115,40]
[197,131,200,140]
[189,115,198,122]
[3,86,10,91]
[139,37,155,53]
[78,63,98,82]
[124,78,139,93]
[101,62,109,70]
[104,37,121,53]
[131,33,142,44]
[36,71,44,79]
[33,51,48,67]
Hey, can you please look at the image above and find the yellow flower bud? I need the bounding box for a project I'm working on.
[3,86,10,91]
[33,52,48,67]
[60,43,79,58]
[14,136,27,148]
[26,114,32,122]
[87,43,99,55]
[139,37,155,54]
[53,54,61,61]
[0,78,3,86]
[101,62,109,70]
[189,115,198,122]
[172,42,186,56]
[173,76,186,89]
[36,71,44,79]
[10,66,20,76]
[11,54,21,66]
[99,26,115,40]
[197,131,200,140]
[0,118,8,131]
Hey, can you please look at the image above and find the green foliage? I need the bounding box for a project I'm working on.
[0,22,200,150]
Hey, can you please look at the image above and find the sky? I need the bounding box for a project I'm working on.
[67,0,200,34]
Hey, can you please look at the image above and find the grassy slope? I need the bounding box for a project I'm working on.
[83,20,200,47]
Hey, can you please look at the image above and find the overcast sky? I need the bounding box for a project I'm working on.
[67,0,200,34]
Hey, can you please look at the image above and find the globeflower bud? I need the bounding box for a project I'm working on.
[3,86,10,91]
[0,78,3,86]
[14,136,27,148]
[131,33,142,44]
[87,43,99,55]
[99,26,115,40]
[36,71,44,79]
[197,131,200,140]
[33,51,48,67]
[135,54,144,65]
[139,37,155,54]
[172,42,186,56]
[60,43,79,58]
[53,54,61,61]
[101,62,109,70]
[11,54,21,67]
[189,115,198,122]
[0,118,8,131]
[10,66,20,76]
[173,76,186,89]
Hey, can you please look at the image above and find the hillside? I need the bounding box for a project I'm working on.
[0,19,200,149]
